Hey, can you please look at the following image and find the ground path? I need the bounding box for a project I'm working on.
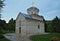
[3,33,32,41]
[3,33,16,41]
[3,33,48,41]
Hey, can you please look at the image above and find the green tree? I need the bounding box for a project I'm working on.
[0,0,5,11]
[0,19,7,34]
[7,18,15,32]
[52,16,60,32]
[45,20,52,32]
[0,0,5,19]
[0,19,7,29]
[43,18,47,32]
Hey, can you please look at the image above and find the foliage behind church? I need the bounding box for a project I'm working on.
[0,18,15,34]
[45,16,60,33]
[0,16,60,34]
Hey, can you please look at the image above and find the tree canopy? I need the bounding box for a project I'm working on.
[0,18,15,34]
[45,16,60,33]
[0,0,5,9]
[52,16,60,32]
[0,0,5,19]
[7,18,15,32]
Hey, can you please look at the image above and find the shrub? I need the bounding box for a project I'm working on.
[0,35,4,39]
[0,29,5,34]
[51,37,59,41]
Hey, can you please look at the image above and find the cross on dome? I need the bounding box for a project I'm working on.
[31,0,35,6]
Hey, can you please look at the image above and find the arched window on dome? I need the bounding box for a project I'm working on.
[31,12,33,14]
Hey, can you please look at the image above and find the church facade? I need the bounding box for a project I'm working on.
[16,7,45,35]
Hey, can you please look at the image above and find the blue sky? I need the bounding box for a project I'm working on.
[1,0,60,22]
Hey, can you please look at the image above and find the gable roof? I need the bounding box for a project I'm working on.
[22,13,44,21]
[16,12,44,21]
[16,12,32,20]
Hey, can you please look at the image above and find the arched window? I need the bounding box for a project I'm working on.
[31,11,35,14]
[19,27,21,33]
[31,12,33,14]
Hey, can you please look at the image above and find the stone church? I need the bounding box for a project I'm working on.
[16,6,45,35]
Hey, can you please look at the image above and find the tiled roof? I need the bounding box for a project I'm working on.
[22,13,43,21]
[22,13,32,18]
[16,12,44,22]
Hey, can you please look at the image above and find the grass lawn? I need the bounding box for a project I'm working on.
[30,33,60,41]
[0,38,10,41]
[0,35,10,41]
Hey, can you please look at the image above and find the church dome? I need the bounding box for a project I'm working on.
[27,7,39,15]
[27,7,39,12]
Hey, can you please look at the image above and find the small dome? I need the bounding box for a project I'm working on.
[27,7,39,15]
[27,7,39,12]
